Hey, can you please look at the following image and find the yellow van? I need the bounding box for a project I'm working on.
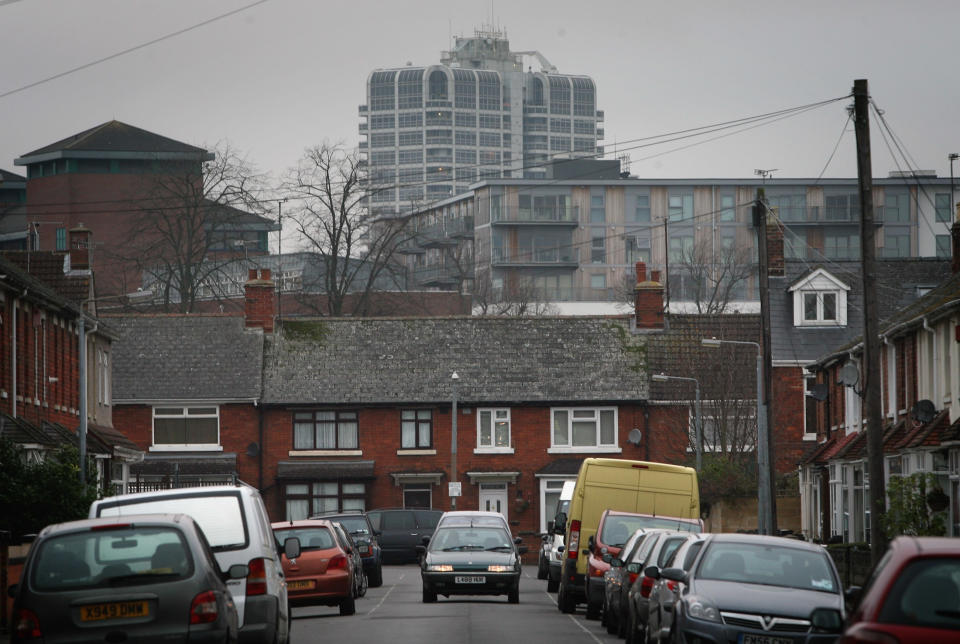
[557,458,699,615]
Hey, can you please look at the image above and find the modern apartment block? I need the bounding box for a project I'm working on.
[358,27,604,218]
[398,164,958,312]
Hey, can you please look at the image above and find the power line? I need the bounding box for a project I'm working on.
[0,0,269,100]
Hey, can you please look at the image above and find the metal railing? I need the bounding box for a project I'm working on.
[492,246,579,266]
[491,205,579,225]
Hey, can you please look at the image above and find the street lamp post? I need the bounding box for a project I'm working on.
[652,373,702,473]
[451,371,459,511]
[702,337,771,535]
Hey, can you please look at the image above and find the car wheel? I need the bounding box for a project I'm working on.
[339,592,356,616]
[585,590,601,621]
[618,600,627,638]
[508,585,520,604]
[558,583,575,614]
[422,587,437,603]
[537,554,548,580]
[368,564,383,588]
[605,604,618,634]
[357,571,368,598]
[546,576,559,593]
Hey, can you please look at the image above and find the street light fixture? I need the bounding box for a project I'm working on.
[701,337,772,535]
[450,371,460,511]
[652,373,702,473]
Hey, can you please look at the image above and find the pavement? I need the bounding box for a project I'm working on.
[290,563,621,644]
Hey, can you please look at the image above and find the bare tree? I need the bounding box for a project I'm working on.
[282,143,411,317]
[114,142,268,312]
[473,268,557,316]
[671,237,756,314]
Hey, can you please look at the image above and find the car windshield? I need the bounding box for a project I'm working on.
[697,542,838,593]
[275,527,336,550]
[32,526,192,592]
[430,526,513,551]
[332,517,370,536]
[878,557,960,629]
[601,516,699,545]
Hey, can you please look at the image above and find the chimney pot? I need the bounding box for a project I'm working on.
[635,261,646,283]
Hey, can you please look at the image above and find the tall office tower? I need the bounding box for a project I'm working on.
[359,27,604,217]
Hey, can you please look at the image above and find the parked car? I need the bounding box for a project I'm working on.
[642,534,707,644]
[331,521,368,599]
[367,508,443,564]
[559,458,700,616]
[90,483,298,644]
[316,512,383,587]
[663,533,844,644]
[9,514,247,644]
[601,528,651,636]
[543,480,575,592]
[437,510,510,534]
[842,536,960,643]
[419,511,526,604]
[584,509,702,620]
[272,519,361,616]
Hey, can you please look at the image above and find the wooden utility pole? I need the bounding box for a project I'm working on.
[754,188,777,534]
[853,78,887,565]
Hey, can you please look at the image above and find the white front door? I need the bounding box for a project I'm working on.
[478,482,508,523]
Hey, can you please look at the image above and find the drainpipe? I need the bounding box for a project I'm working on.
[11,297,17,418]
[78,314,98,486]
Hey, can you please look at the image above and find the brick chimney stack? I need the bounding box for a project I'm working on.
[69,224,92,270]
[634,261,664,330]
[766,210,785,278]
[245,268,276,332]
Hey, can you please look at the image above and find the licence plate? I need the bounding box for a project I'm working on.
[288,579,316,591]
[740,635,794,644]
[80,601,149,622]
[455,576,486,584]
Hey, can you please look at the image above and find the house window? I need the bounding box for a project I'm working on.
[631,194,651,223]
[55,227,66,251]
[718,191,736,222]
[284,481,366,520]
[802,292,838,324]
[153,406,219,448]
[935,193,952,223]
[591,228,606,263]
[293,411,358,450]
[477,408,511,450]
[551,407,618,450]
[590,195,605,223]
[668,190,693,222]
[401,409,432,448]
[540,478,574,533]
[937,235,951,259]
[403,484,432,508]
[626,233,651,264]
[590,274,606,289]
[96,349,110,405]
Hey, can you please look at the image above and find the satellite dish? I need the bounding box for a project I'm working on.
[911,400,937,424]
[838,364,860,386]
[626,428,642,446]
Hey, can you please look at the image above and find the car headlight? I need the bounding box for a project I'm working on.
[426,564,453,572]
[686,596,721,623]
[487,565,512,572]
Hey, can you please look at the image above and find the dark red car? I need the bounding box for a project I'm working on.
[272,520,360,616]
[842,536,960,643]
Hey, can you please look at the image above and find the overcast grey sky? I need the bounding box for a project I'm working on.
[2,0,958,183]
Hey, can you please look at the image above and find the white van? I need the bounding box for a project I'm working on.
[90,483,297,644]
[543,480,575,592]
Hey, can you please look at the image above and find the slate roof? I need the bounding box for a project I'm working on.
[132,452,237,477]
[535,458,585,476]
[276,460,376,480]
[769,258,950,364]
[0,168,26,184]
[2,251,91,305]
[17,120,210,161]
[0,252,82,317]
[261,316,649,405]
[109,315,264,402]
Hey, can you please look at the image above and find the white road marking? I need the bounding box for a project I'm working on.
[544,591,603,644]
[367,573,405,615]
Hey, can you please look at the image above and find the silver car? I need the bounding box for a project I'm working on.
[9,514,248,643]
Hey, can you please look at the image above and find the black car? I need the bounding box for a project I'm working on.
[315,512,383,587]
[367,508,443,564]
[419,512,527,604]
[9,514,247,644]
[663,533,844,644]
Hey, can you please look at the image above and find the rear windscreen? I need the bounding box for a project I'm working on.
[96,494,247,550]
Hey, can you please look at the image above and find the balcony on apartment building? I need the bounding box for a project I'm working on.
[491,245,580,268]
[491,205,579,226]
[412,264,462,287]
[772,205,896,224]
[413,214,475,248]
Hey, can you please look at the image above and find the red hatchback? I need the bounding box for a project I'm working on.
[842,536,960,643]
[272,520,358,616]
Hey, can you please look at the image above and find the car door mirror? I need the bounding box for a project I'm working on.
[547,520,555,533]
[415,545,426,555]
[422,536,431,546]
[514,536,523,545]
[810,607,843,633]
[557,546,565,553]
[626,562,640,574]
[225,563,250,580]
[284,536,301,560]
[518,546,528,555]
[587,535,595,550]
[609,557,623,567]
[644,565,661,580]
[844,586,862,611]
[660,567,686,583]
[554,513,567,534]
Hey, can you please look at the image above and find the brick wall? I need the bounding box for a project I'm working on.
[771,366,808,474]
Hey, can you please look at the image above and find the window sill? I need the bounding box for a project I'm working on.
[289,450,363,457]
[474,447,515,455]
[547,447,622,454]
[397,449,437,456]
[150,445,223,452]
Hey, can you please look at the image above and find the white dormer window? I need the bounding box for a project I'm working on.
[790,268,849,327]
